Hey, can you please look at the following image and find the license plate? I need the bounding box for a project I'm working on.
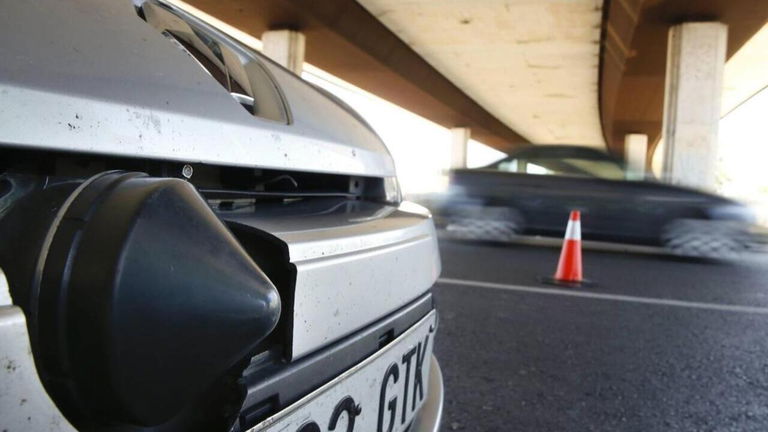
[249,310,437,432]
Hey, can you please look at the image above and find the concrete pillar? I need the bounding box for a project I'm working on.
[261,30,305,75]
[661,22,727,190]
[450,127,470,168]
[624,133,648,180]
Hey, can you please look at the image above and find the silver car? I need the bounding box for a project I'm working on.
[0,1,443,432]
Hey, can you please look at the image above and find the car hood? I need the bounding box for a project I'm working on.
[0,0,395,178]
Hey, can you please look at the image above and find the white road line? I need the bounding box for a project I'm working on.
[437,231,668,255]
[437,277,768,315]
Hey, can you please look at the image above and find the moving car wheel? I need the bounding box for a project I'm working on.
[662,219,748,259]
[445,205,521,242]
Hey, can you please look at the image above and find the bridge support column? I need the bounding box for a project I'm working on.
[261,30,305,75]
[661,22,727,190]
[624,133,648,180]
[450,127,470,168]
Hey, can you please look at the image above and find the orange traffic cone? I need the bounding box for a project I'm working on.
[539,210,593,288]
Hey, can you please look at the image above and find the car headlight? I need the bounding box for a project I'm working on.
[383,176,402,204]
[707,204,756,224]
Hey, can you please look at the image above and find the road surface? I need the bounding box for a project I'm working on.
[434,239,768,431]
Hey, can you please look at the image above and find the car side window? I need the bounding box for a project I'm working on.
[140,1,290,124]
[496,159,551,175]
[497,160,517,172]
[494,156,624,179]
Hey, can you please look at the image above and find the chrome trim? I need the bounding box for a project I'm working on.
[410,356,444,432]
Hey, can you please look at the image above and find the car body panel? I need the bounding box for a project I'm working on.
[224,200,440,360]
[0,269,77,432]
[0,0,395,177]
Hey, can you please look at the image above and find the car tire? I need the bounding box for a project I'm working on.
[444,205,522,242]
[661,219,748,260]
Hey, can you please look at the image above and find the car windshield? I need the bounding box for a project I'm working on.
[494,154,628,180]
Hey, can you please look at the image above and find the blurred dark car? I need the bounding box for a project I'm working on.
[432,145,758,257]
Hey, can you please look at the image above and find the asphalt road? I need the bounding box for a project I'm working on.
[434,239,768,431]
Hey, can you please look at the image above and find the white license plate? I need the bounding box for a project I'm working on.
[249,310,437,432]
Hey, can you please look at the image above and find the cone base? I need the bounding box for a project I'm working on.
[538,276,595,289]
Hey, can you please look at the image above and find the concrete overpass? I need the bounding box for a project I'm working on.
[184,0,767,188]
[600,0,767,158]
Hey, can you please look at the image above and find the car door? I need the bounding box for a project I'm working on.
[489,155,648,242]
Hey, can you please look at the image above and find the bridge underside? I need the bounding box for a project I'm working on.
[601,0,768,158]
[186,0,767,160]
